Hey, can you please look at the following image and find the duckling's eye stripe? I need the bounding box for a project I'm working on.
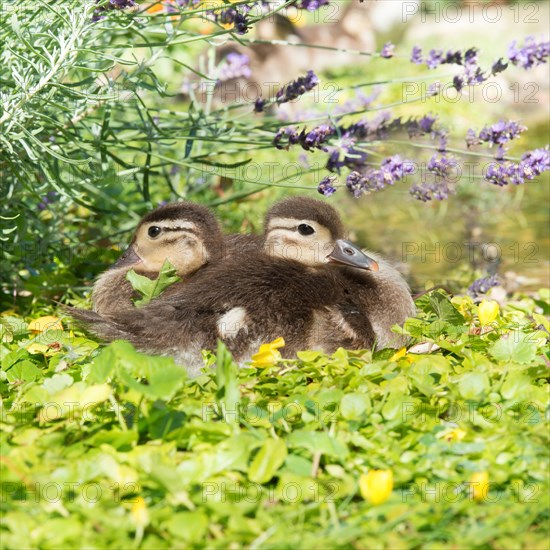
[161,227,199,236]
[269,225,302,232]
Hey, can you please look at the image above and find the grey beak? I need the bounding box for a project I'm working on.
[327,239,379,271]
[111,244,142,269]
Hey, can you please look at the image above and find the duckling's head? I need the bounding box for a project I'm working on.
[263,197,378,271]
[113,202,223,276]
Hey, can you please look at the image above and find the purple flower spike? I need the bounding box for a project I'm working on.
[380,42,395,59]
[468,275,501,298]
[411,46,423,64]
[298,0,330,10]
[508,36,550,69]
[254,98,266,113]
[218,53,251,82]
[478,120,526,146]
[276,70,319,105]
[426,49,444,69]
[318,175,337,197]
[520,148,550,178]
[346,171,366,198]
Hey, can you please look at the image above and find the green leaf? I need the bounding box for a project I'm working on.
[428,291,465,326]
[249,438,288,484]
[288,430,348,459]
[489,335,538,364]
[5,360,42,383]
[458,372,490,399]
[126,259,181,307]
[340,393,371,420]
[500,372,531,400]
[162,512,208,543]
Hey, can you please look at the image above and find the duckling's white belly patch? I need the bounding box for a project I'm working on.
[217,307,248,339]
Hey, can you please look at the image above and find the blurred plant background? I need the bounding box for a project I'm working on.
[1,0,548,313]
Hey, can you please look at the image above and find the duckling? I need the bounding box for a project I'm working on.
[240,197,415,351]
[91,202,223,317]
[70,198,378,373]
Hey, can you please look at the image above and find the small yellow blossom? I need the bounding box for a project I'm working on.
[438,427,466,442]
[131,497,149,527]
[359,469,393,505]
[28,316,63,333]
[469,471,489,501]
[26,342,50,355]
[389,347,407,362]
[477,300,499,326]
[251,337,285,368]
[452,295,474,317]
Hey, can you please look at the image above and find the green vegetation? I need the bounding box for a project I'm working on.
[1,291,549,548]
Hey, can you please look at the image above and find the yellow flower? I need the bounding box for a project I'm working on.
[477,300,499,326]
[251,337,285,368]
[469,471,489,501]
[359,469,393,505]
[28,316,63,333]
[389,347,407,362]
[131,497,149,527]
[438,427,466,442]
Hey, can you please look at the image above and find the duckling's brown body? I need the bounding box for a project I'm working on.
[106,252,348,365]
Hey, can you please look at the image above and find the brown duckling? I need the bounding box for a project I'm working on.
[92,202,223,316]
[70,198,378,374]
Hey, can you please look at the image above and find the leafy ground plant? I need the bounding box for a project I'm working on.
[1,289,548,548]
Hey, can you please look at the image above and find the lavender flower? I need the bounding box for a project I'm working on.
[520,148,550,177]
[92,0,136,21]
[297,0,331,10]
[483,152,549,187]
[410,45,487,89]
[411,46,423,64]
[468,275,501,298]
[317,175,337,197]
[218,53,252,82]
[254,98,266,113]
[303,124,334,150]
[346,171,366,198]
[427,154,455,179]
[276,70,319,104]
[273,127,300,150]
[216,5,252,35]
[508,36,550,69]
[37,191,59,211]
[409,182,451,201]
[491,58,508,75]
[426,49,444,69]
[478,120,526,146]
[380,42,395,59]
[379,155,415,183]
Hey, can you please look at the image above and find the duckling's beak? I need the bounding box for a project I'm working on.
[111,244,142,269]
[327,239,379,272]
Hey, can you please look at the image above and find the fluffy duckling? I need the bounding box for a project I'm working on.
[240,197,415,351]
[92,202,223,316]
[71,198,378,374]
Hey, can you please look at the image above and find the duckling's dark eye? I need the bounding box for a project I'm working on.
[148,226,162,238]
[297,224,315,236]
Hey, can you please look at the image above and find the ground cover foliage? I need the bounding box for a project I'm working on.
[1,290,549,548]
